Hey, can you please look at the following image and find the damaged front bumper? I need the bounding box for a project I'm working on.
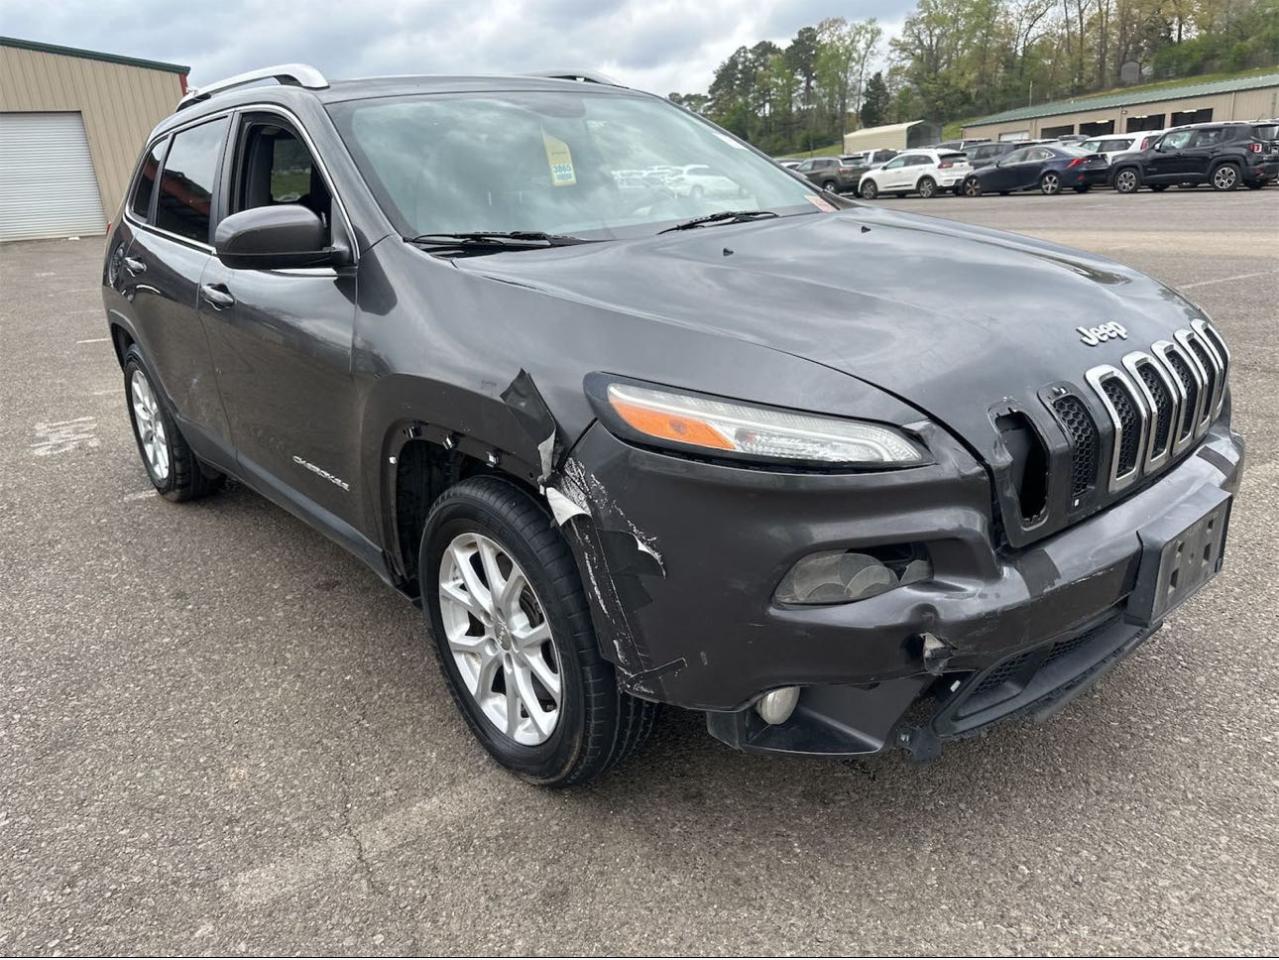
[556,409,1244,759]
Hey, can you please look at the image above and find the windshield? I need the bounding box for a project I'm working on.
[327,90,823,239]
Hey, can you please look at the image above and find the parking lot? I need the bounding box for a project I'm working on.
[2,188,1277,954]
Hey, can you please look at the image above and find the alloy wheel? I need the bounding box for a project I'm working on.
[1041,172,1060,195]
[1116,170,1137,193]
[861,180,877,200]
[918,177,936,198]
[438,531,563,746]
[1212,165,1238,190]
[130,368,170,482]
[963,177,982,197]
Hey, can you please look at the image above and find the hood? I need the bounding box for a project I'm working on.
[461,207,1206,460]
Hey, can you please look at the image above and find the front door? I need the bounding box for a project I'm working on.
[1145,130,1194,181]
[199,111,362,529]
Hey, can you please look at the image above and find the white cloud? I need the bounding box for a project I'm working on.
[0,0,910,95]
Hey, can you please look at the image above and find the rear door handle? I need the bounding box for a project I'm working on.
[123,256,146,274]
[200,283,235,310]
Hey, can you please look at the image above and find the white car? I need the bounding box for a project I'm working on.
[668,163,742,199]
[857,149,971,199]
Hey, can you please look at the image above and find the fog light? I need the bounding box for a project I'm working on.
[774,547,931,605]
[755,686,800,725]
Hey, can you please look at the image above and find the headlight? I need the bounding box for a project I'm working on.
[593,378,927,467]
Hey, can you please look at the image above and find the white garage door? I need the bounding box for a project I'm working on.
[0,112,106,242]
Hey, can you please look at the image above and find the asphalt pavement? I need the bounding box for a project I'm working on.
[2,188,1277,954]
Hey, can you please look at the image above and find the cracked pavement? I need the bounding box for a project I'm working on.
[2,188,1278,954]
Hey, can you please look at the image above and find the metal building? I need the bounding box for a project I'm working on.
[0,36,189,242]
[962,71,1279,143]
[843,119,942,154]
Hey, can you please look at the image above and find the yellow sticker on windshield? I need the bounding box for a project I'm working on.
[543,132,577,187]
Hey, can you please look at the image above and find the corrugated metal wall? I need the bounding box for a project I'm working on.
[0,43,186,231]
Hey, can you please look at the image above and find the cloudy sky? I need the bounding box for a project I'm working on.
[1,0,909,97]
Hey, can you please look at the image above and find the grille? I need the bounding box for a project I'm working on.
[1165,349,1200,440]
[1187,338,1217,423]
[1136,362,1174,456]
[1101,376,1143,477]
[1052,395,1098,501]
[1198,324,1230,387]
[973,651,1034,697]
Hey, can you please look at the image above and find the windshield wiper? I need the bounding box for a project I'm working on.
[657,210,780,234]
[407,231,595,250]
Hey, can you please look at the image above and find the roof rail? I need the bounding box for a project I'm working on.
[178,63,328,110]
[530,70,624,87]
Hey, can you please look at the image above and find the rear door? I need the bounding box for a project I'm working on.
[199,109,362,528]
[120,116,234,461]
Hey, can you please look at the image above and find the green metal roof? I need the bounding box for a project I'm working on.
[968,71,1279,126]
[0,36,189,75]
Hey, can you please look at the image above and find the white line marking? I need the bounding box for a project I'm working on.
[91,388,118,396]
[31,418,99,456]
[1179,270,1279,290]
[123,490,157,501]
[76,337,110,344]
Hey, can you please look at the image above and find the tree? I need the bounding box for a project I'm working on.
[860,72,890,127]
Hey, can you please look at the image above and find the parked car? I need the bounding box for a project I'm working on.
[1076,134,1139,160]
[845,148,898,167]
[961,143,1109,196]
[936,138,990,152]
[668,163,743,199]
[1110,122,1279,193]
[793,156,861,192]
[1053,134,1089,144]
[858,149,971,199]
[103,65,1243,785]
[777,158,801,170]
[964,141,1021,168]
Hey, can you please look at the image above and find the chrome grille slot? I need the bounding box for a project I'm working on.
[1086,365,1148,492]
[1156,342,1202,447]
[1174,329,1214,436]
[1051,394,1099,505]
[1191,319,1228,421]
[1123,352,1178,471]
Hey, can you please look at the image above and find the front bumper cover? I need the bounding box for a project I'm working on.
[558,412,1244,753]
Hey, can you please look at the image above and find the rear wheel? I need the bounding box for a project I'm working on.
[123,345,223,502]
[917,176,937,199]
[821,179,837,193]
[859,179,878,200]
[1211,164,1240,191]
[1114,168,1140,193]
[421,476,658,786]
[1039,171,1062,195]
[962,177,982,197]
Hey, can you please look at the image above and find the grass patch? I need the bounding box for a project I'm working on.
[777,141,845,159]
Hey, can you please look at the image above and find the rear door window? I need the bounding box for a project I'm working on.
[129,139,167,222]
[154,118,229,243]
[1191,128,1225,148]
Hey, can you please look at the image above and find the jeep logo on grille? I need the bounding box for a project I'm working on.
[1077,321,1128,346]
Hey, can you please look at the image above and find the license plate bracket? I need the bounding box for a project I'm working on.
[1127,489,1232,626]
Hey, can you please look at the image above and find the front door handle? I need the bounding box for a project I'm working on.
[200,283,235,310]
[123,256,146,274]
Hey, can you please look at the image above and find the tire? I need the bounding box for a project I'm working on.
[421,476,658,787]
[1039,171,1062,195]
[1149,184,1169,192]
[1211,163,1239,191]
[917,176,937,199]
[962,177,982,197]
[821,180,837,193]
[1114,168,1140,193]
[123,345,223,502]
[859,179,878,200]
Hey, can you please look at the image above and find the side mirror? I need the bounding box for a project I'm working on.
[214,205,350,271]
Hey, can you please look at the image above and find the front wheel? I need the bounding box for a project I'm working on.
[821,179,837,193]
[859,179,878,200]
[962,177,983,197]
[422,476,658,786]
[917,176,937,199]
[1040,171,1062,195]
[1211,164,1240,191]
[1114,168,1140,193]
[123,345,222,502]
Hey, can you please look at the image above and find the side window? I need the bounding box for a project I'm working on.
[1161,130,1194,150]
[129,140,167,222]
[882,157,904,170]
[797,160,813,171]
[1004,149,1028,164]
[1191,128,1223,148]
[231,118,332,241]
[155,118,229,243]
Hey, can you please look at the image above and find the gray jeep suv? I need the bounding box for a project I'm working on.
[102,65,1244,785]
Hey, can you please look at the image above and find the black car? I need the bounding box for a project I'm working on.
[1110,122,1279,193]
[103,66,1243,785]
[961,143,1109,196]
